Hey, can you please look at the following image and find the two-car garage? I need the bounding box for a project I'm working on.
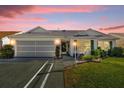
[15,41,55,57]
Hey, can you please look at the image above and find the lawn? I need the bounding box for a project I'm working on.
[64,57,124,88]
[0,61,44,88]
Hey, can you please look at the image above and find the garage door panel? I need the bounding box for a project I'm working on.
[16,40,55,57]
[17,47,35,51]
[36,47,55,51]
[36,41,54,45]
[17,41,35,45]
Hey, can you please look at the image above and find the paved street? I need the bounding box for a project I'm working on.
[0,56,74,88]
[23,60,65,88]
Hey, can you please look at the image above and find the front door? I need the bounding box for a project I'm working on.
[61,41,70,55]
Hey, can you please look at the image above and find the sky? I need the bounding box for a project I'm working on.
[0,5,124,33]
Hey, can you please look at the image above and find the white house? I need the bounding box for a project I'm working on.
[3,26,118,58]
[109,33,124,48]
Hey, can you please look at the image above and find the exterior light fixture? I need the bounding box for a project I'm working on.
[54,39,61,45]
[10,39,16,46]
[54,39,61,58]
[73,40,77,64]
[73,41,77,47]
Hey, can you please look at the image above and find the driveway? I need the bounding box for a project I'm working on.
[0,56,74,88]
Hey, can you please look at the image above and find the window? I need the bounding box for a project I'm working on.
[98,41,110,50]
[77,40,91,53]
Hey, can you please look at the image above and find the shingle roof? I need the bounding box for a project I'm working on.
[8,26,118,40]
[109,33,124,39]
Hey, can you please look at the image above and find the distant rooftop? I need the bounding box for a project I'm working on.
[0,31,19,39]
[109,33,124,39]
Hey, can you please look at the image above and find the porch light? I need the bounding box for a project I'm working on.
[73,40,77,65]
[73,41,77,47]
[10,39,16,46]
[54,39,61,45]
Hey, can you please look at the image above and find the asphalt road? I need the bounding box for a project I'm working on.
[24,60,64,88]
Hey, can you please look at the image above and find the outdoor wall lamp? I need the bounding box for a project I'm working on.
[10,39,16,46]
[54,39,61,45]
[73,40,77,64]
[54,39,61,58]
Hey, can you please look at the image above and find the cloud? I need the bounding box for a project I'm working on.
[100,25,124,30]
[0,5,34,18]
[0,20,87,31]
[0,5,105,18]
[0,17,47,23]
[32,5,105,14]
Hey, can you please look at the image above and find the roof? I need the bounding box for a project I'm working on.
[0,31,19,39]
[8,26,118,40]
[109,33,124,39]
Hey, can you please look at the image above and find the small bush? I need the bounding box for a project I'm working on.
[110,47,123,57]
[0,45,14,59]
[81,55,93,61]
[55,45,60,58]
[92,47,107,58]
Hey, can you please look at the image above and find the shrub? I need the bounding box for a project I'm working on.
[93,47,101,57]
[55,45,60,58]
[110,47,123,57]
[92,47,107,58]
[0,44,14,59]
[101,50,107,58]
[81,55,93,61]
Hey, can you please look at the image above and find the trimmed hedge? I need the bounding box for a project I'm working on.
[0,45,14,59]
[109,47,123,57]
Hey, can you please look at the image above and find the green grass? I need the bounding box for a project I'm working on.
[0,61,44,88]
[64,57,124,88]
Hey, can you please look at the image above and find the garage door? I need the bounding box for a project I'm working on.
[16,41,55,57]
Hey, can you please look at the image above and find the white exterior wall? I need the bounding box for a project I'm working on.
[94,40,98,50]
[69,39,74,56]
[112,40,116,48]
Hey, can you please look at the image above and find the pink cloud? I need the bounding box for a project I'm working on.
[100,25,124,30]
[99,25,124,33]
[31,5,105,14]
[0,6,33,18]
[0,20,87,31]
[0,16,47,24]
[0,5,105,18]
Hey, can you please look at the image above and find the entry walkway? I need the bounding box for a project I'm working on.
[42,55,75,88]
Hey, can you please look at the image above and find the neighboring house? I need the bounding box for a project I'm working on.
[109,33,124,48]
[3,26,118,57]
[0,31,19,48]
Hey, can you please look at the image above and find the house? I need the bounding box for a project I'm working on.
[3,26,118,58]
[109,33,124,48]
[0,31,19,49]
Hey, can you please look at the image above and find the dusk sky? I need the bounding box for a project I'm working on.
[0,5,124,33]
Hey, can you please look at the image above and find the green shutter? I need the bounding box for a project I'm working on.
[91,40,94,55]
[109,41,113,49]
